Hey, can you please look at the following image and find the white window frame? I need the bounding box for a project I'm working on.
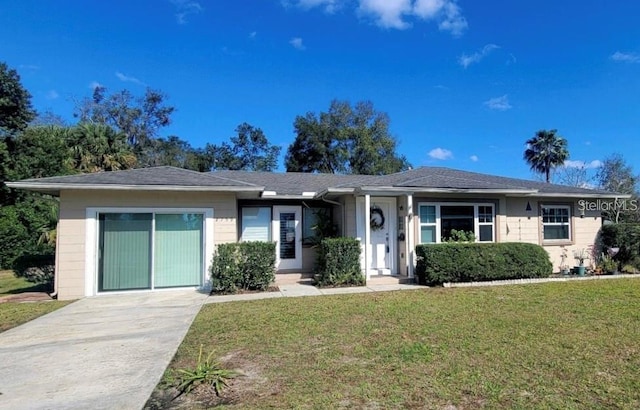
[541,204,571,242]
[477,205,495,242]
[417,202,495,244]
[240,206,272,242]
[418,204,440,243]
[85,207,214,297]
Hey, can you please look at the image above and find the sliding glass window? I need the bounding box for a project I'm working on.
[98,212,204,292]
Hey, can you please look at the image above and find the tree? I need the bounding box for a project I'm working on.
[0,62,36,135]
[67,123,137,172]
[285,100,410,174]
[595,153,639,223]
[209,123,281,171]
[74,86,174,148]
[8,126,74,181]
[143,135,213,172]
[555,163,593,188]
[523,129,569,183]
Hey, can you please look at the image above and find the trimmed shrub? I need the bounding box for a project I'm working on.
[315,237,364,287]
[12,253,55,286]
[415,242,552,286]
[210,242,275,293]
[600,224,640,269]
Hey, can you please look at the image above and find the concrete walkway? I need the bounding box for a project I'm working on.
[0,290,207,410]
[205,282,425,304]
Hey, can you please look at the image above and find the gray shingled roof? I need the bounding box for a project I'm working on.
[215,167,616,196]
[211,170,378,196]
[373,167,616,195]
[9,165,621,197]
[8,166,260,193]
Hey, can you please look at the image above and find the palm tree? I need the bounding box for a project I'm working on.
[69,123,137,172]
[524,129,569,183]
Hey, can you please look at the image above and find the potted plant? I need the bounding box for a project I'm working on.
[573,249,588,276]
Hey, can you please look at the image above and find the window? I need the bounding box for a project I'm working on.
[303,207,332,244]
[241,207,271,242]
[542,205,570,241]
[441,205,474,239]
[98,212,204,292]
[419,205,437,243]
[418,203,495,243]
[478,205,494,242]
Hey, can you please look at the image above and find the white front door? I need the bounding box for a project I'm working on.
[370,201,391,274]
[272,206,302,270]
[356,197,397,276]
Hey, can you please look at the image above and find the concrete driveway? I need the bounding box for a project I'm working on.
[0,290,207,410]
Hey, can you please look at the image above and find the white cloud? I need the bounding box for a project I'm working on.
[45,90,59,100]
[459,44,499,68]
[470,155,478,162]
[115,72,146,86]
[286,0,467,35]
[289,37,306,50]
[484,94,511,111]
[434,0,467,36]
[358,0,413,30]
[610,51,640,63]
[169,0,203,24]
[429,147,453,160]
[249,31,257,39]
[563,160,603,169]
[290,0,341,13]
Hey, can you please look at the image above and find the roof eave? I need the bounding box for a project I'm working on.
[6,182,265,193]
[358,186,539,195]
[522,192,632,199]
[320,187,357,196]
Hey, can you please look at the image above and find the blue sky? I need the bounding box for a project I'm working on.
[2,0,639,180]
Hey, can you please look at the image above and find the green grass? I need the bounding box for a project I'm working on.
[0,270,71,333]
[0,269,50,295]
[166,278,640,409]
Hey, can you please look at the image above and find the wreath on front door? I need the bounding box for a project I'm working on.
[370,205,385,231]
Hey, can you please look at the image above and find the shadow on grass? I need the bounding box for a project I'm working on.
[4,282,52,295]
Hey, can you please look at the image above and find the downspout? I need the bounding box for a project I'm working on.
[49,219,60,299]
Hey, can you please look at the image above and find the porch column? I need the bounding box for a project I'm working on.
[407,194,415,278]
[364,194,371,281]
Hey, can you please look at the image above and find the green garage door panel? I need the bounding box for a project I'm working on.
[154,214,204,288]
[99,213,152,291]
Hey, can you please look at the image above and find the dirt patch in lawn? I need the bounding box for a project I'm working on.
[145,351,276,409]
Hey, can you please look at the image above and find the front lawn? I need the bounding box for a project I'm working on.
[0,270,71,333]
[157,278,640,409]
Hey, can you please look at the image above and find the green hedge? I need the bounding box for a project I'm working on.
[210,242,276,293]
[415,243,552,286]
[315,237,364,287]
[600,224,640,269]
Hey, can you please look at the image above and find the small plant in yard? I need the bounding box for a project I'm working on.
[168,344,239,399]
